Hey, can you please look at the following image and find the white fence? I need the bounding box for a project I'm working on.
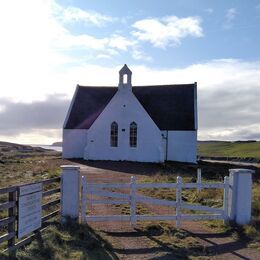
[81,171,230,228]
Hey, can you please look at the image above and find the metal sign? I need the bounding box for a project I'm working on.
[18,183,42,238]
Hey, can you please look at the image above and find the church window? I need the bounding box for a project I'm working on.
[130,122,137,147]
[110,122,118,147]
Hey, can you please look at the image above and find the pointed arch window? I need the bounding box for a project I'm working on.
[129,122,137,147]
[110,122,118,147]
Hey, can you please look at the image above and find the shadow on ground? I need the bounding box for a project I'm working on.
[103,227,252,259]
[69,159,198,176]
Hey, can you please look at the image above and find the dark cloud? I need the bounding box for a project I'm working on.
[198,82,260,129]
[0,94,70,135]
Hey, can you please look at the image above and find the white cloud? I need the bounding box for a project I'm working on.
[132,16,203,48]
[132,48,152,61]
[205,8,214,14]
[226,8,237,21]
[224,8,238,29]
[108,35,135,51]
[256,4,260,11]
[0,0,135,102]
[56,6,115,26]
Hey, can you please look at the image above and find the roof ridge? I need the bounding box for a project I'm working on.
[77,83,196,88]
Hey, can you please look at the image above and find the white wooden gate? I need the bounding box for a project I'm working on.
[81,172,229,228]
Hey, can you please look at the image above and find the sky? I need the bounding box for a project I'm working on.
[0,0,260,144]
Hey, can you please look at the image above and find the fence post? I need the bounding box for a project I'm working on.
[176,176,182,228]
[197,168,202,192]
[81,176,87,224]
[130,176,137,226]
[228,168,254,225]
[8,189,16,258]
[61,165,80,221]
[223,176,229,224]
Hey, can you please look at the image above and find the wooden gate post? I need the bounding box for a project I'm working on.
[130,176,137,225]
[8,189,16,258]
[176,176,182,228]
[81,176,87,224]
[228,168,254,225]
[61,165,80,222]
[223,176,229,224]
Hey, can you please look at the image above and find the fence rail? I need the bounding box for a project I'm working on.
[0,177,61,257]
[81,172,229,228]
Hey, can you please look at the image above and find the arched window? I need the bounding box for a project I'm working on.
[110,122,118,147]
[129,122,137,147]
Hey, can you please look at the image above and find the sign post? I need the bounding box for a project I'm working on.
[18,183,42,239]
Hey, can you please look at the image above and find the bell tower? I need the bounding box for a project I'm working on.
[118,64,132,92]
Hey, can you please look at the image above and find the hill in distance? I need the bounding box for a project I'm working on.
[51,142,62,146]
[198,140,260,160]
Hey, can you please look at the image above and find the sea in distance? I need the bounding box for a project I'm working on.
[30,145,62,152]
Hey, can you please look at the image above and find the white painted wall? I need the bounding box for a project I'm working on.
[84,87,164,163]
[167,131,197,163]
[63,129,88,158]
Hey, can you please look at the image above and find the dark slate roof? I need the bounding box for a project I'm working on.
[64,84,196,130]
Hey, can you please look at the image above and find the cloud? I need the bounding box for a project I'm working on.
[0,0,136,102]
[205,8,214,14]
[132,48,152,61]
[49,3,134,55]
[226,8,237,21]
[132,16,203,48]
[0,95,70,134]
[127,59,260,141]
[1,60,260,143]
[224,8,238,29]
[54,5,115,27]
[52,30,133,52]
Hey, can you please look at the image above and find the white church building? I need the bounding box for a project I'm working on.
[63,65,198,163]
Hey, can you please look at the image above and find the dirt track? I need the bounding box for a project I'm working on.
[79,161,260,260]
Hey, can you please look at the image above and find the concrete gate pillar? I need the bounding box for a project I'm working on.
[228,168,254,225]
[61,165,80,221]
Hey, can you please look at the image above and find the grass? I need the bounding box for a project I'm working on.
[0,219,118,260]
[198,141,260,159]
[0,143,118,259]
[1,141,260,257]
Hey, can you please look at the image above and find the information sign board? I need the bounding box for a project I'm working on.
[18,183,42,238]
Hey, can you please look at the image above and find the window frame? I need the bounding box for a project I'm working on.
[110,121,118,147]
[129,122,137,147]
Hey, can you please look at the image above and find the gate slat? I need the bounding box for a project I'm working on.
[183,183,224,189]
[87,189,130,199]
[181,214,224,220]
[86,183,130,189]
[136,183,177,189]
[86,199,129,205]
[86,215,130,221]
[137,215,177,221]
[181,203,223,213]
[136,195,177,207]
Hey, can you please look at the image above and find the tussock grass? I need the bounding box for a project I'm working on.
[0,219,118,260]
